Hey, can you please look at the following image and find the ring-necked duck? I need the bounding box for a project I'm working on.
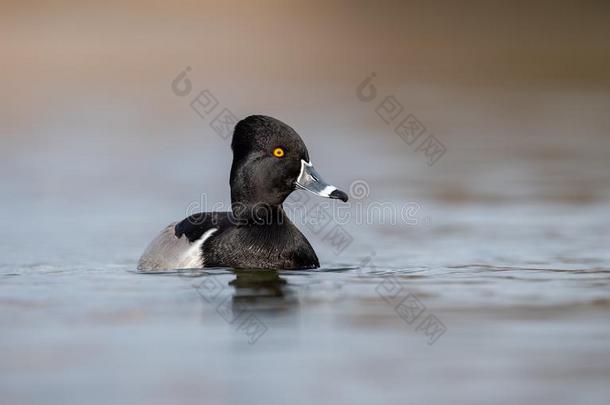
[138,115,348,271]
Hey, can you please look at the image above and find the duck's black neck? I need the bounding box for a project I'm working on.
[230,202,288,226]
[229,155,292,219]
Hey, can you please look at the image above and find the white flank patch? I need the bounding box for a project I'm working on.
[180,228,218,268]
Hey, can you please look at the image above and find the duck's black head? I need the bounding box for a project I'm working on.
[230,115,348,214]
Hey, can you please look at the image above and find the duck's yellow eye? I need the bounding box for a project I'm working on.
[273,147,285,158]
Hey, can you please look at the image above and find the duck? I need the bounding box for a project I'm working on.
[137,115,348,271]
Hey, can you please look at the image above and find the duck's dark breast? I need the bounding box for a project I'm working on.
[202,220,319,270]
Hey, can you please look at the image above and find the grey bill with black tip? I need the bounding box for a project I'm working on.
[295,160,349,202]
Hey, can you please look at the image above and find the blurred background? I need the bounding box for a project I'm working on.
[2,0,609,264]
[1,1,610,404]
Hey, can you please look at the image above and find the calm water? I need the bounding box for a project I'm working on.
[1,84,610,404]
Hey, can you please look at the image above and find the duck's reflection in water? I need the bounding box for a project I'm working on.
[191,269,300,343]
[228,269,300,318]
[206,270,300,344]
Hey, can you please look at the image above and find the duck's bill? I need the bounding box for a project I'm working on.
[295,160,349,202]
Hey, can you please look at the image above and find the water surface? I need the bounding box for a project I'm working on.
[1,82,610,404]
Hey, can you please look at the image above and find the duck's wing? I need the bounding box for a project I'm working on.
[137,213,226,271]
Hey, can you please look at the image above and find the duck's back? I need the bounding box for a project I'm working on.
[137,212,228,271]
[137,212,319,271]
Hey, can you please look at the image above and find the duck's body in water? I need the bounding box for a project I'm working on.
[138,115,348,271]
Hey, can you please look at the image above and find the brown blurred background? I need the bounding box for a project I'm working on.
[1,0,609,263]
